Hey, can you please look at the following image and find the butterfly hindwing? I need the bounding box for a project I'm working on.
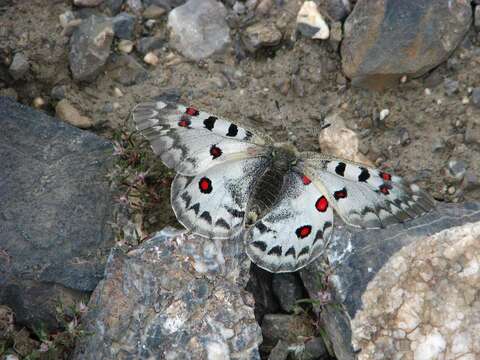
[245,170,334,273]
[133,101,269,175]
[301,153,435,229]
[171,156,271,239]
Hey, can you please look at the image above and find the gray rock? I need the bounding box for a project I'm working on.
[104,0,124,15]
[74,0,104,7]
[318,0,351,21]
[168,0,231,61]
[242,22,282,53]
[0,97,116,330]
[300,203,480,359]
[106,54,149,85]
[448,159,467,180]
[268,341,289,360]
[112,12,135,40]
[475,6,480,30]
[261,314,315,348]
[136,35,165,54]
[471,87,480,108]
[8,53,29,80]
[144,0,187,11]
[341,0,472,90]
[397,127,410,146]
[69,15,114,82]
[50,85,67,100]
[444,78,459,96]
[73,229,261,359]
[272,273,304,313]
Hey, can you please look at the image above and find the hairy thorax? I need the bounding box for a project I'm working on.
[246,144,299,225]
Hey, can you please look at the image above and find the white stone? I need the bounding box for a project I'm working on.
[297,1,329,40]
[413,332,446,360]
[143,52,159,65]
[379,108,390,121]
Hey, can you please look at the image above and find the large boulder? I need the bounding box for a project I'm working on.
[73,229,262,359]
[341,0,472,90]
[0,97,117,330]
[300,203,480,360]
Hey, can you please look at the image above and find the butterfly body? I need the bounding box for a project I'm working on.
[133,100,435,273]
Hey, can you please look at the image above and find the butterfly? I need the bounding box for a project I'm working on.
[132,100,435,273]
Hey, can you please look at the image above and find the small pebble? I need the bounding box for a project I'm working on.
[297,1,329,40]
[143,52,159,65]
[144,19,156,29]
[113,87,123,97]
[9,52,29,80]
[398,127,410,146]
[33,97,45,109]
[444,78,459,96]
[73,0,103,6]
[462,96,469,104]
[118,39,134,53]
[143,4,166,19]
[379,109,390,121]
[424,88,431,95]
[448,159,467,180]
[102,102,114,113]
[59,10,75,28]
[400,75,407,83]
[432,138,446,152]
[51,85,66,100]
[55,99,93,129]
[448,186,456,195]
[471,87,480,108]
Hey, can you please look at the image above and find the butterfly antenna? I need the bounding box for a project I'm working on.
[275,99,294,143]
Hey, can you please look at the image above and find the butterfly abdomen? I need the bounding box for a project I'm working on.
[246,147,299,223]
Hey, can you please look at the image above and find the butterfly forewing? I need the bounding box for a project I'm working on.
[133,101,269,175]
[245,170,334,273]
[171,156,271,239]
[301,153,435,229]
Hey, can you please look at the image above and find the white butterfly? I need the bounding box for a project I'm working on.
[133,100,435,273]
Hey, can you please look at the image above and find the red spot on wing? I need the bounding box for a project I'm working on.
[379,184,391,195]
[199,177,212,193]
[296,225,312,238]
[380,171,392,181]
[334,189,348,199]
[302,175,311,185]
[210,145,222,159]
[186,107,199,116]
[315,196,328,212]
[178,119,191,127]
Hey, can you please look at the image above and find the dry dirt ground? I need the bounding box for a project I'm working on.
[2,0,480,229]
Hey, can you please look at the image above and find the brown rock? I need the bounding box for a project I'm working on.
[55,99,93,129]
[143,4,166,19]
[341,0,472,90]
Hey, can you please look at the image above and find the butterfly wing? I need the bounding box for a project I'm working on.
[245,170,334,273]
[301,152,435,229]
[171,156,271,239]
[133,101,270,175]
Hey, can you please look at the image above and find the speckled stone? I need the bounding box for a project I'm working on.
[73,228,261,359]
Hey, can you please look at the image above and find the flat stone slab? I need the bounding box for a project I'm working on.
[300,202,480,360]
[0,97,116,330]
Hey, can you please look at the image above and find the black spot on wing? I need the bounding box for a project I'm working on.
[226,124,239,137]
[244,130,253,140]
[358,167,370,182]
[285,247,296,257]
[298,246,310,258]
[268,246,282,256]
[181,192,192,208]
[255,221,269,234]
[323,221,332,231]
[200,211,212,224]
[226,207,245,218]
[215,218,230,230]
[252,241,267,252]
[204,116,217,130]
[313,230,323,245]
[335,162,346,176]
[189,203,200,215]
